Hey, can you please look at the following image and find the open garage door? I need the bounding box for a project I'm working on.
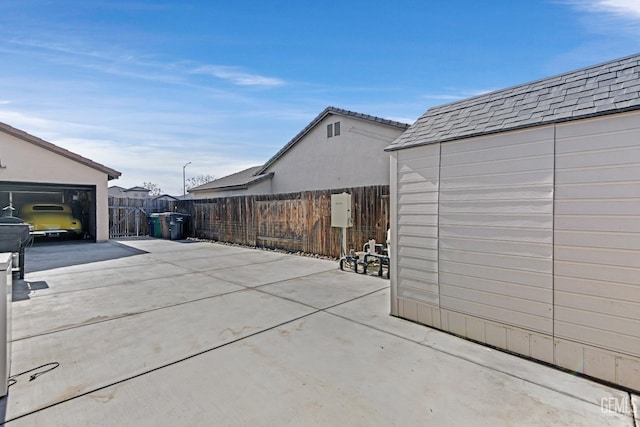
[0,182,97,241]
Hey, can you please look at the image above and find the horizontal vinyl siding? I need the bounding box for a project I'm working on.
[438,128,555,334]
[554,113,640,358]
[396,145,440,305]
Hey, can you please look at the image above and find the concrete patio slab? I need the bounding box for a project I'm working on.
[1,239,636,426]
[7,289,314,420]
[204,256,337,288]
[259,269,388,309]
[25,262,195,296]
[5,313,631,427]
[12,272,243,340]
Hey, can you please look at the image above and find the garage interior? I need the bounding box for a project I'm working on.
[0,182,97,241]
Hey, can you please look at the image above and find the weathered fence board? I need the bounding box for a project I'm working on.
[191,185,389,258]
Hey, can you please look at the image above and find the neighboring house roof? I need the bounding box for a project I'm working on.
[0,121,122,179]
[256,106,410,174]
[152,194,179,201]
[387,52,640,151]
[124,186,150,192]
[189,166,273,192]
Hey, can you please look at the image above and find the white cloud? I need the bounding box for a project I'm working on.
[572,0,640,18]
[191,65,285,87]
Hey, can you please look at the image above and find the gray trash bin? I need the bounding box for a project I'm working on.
[169,213,185,240]
[0,219,30,279]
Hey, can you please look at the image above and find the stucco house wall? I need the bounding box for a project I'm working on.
[0,123,120,242]
[387,54,640,391]
[264,112,407,194]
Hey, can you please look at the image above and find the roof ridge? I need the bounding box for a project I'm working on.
[427,52,640,114]
[387,52,640,151]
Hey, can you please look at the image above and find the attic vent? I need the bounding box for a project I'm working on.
[327,121,341,138]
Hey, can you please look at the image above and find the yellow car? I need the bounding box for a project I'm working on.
[21,203,83,237]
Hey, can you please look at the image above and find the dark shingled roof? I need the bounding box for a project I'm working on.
[387,53,640,151]
[256,106,410,175]
[188,166,273,192]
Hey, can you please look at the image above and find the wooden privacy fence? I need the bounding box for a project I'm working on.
[191,185,390,258]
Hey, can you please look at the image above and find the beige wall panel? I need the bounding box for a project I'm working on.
[556,199,640,215]
[440,199,553,214]
[556,181,640,199]
[439,272,552,303]
[554,113,640,362]
[441,286,552,318]
[555,261,640,285]
[556,215,640,233]
[555,230,640,251]
[439,260,552,288]
[556,164,640,184]
[398,286,439,306]
[555,245,640,269]
[554,112,640,359]
[440,185,552,201]
[439,249,551,274]
[439,225,553,243]
[440,237,550,258]
[397,225,437,238]
[398,203,438,214]
[441,170,553,190]
[554,316,640,357]
[555,291,640,321]
[398,180,438,193]
[397,235,438,249]
[395,144,441,306]
[398,214,438,227]
[438,127,554,334]
[555,276,640,302]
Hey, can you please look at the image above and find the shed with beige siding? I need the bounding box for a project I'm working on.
[386,53,640,391]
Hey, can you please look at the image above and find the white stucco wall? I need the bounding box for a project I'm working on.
[266,114,405,194]
[0,131,111,242]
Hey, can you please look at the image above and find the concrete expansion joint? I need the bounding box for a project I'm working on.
[630,393,639,427]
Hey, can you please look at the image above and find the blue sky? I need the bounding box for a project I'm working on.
[1,0,640,195]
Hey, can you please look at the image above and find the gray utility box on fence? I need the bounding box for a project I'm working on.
[331,193,352,228]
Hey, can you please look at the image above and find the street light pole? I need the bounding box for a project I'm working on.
[183,161,191,197]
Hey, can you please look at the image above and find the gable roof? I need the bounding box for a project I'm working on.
[125,186,150,192]
[188,166,273,193]
[387,53,640,151]
[0,121,122,180]
[256,106,410,174]
[152,194,179,201]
